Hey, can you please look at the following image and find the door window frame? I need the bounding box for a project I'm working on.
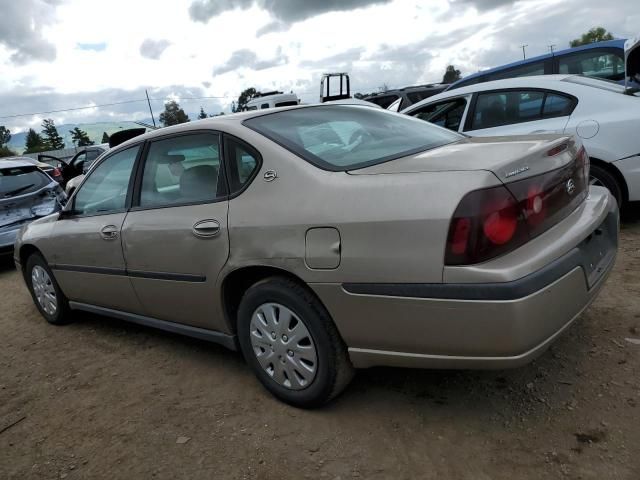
[463,88,578,132]
[65,142,145,219]
[129,130,229,213]
[407,95,472,133]
[221,133,263,199]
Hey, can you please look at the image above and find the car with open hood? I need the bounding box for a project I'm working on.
[14,105,618,407]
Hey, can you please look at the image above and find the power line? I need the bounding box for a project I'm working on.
[0,95,235,120]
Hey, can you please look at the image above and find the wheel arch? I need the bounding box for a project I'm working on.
[590,157,629,204]
[19,244,44,277]
[221,265,319,334]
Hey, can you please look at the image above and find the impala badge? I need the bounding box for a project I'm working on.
[505,166,529,178]
[566,178,576,195]
[264,170,277,182]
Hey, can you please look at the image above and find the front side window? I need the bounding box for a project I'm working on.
[275,101,298,107]
[543,93,575,118]
[139,133,223,208]
[244,105,462,171]
[411,98,468,131]
[261,103,270,109]
[559,51,624,81]
[73,145,139,215]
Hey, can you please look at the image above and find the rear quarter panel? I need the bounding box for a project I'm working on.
[222,134,501,284]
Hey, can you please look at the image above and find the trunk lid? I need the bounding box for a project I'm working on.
[349,134,578,183]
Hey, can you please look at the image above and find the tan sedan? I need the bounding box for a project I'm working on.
[14,105,618,407]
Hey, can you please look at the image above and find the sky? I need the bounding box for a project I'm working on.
[0,0,638,135]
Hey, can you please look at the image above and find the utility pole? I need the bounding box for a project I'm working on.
[145,89,156,128]
[520,44,528,60]
[548,44,556,55]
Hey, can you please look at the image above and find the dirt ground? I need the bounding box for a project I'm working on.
[1,219,640,480]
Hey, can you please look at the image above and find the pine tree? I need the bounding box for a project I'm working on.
[70,127,94,147]
[198,107,208,119]
[24,129,48,153]
[41,119,65,150]
[101,132,110,144]
[0,126,11,146]
[159,100,190,126]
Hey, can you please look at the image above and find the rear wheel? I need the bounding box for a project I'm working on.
[589,164,623,207]
[25,253,72,325]
[237,277,354,407]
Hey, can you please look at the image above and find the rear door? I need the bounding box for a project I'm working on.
[463,89,576,137]
[48,144,143,313]
[121,131,230,331]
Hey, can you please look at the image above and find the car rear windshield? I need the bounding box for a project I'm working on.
[244,105,462,171]
[0,166,51,198]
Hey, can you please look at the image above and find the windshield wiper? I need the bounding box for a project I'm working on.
[2,184,35,198]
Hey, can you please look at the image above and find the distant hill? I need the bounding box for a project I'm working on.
[6,120,156,154]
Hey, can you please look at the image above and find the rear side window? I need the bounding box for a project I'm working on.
[367,95,400,109]
[558,51,624,81]
[0,166,50,198]
[244,105,462,171]
[139,133,224,208]
[470,90,574,130]
[224,137,261,194]
[484,61,545,81]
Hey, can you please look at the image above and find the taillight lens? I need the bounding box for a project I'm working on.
[446,153,588,266]
[52,167,61,179]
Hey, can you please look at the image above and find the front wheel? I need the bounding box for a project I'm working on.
[589,164,623,207]
[25,253,72,325]
[237,277,354,408]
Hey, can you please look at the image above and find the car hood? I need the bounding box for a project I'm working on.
[626,33,640,86]
[349,134,577,183]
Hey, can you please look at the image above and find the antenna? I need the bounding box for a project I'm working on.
[520,44,528,60]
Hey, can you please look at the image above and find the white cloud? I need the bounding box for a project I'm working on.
[0,0,638,133]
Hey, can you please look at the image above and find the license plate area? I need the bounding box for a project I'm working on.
[579,211,618,288]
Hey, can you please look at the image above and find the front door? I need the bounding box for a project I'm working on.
[49,144,143,314]
[121,132,230,331]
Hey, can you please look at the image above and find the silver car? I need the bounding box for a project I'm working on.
[1,159,66,255]
[14,105,618,407]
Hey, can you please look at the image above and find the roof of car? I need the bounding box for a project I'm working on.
[365,84,448,99]
[401,74,581,112]
[448,38,626,89]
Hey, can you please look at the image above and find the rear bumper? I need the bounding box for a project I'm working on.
[311,197,619,369]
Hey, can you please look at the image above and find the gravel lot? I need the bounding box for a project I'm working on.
[1,218,640,480]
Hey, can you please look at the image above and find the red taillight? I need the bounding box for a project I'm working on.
[446,150,588,266]
[52,167,61,178]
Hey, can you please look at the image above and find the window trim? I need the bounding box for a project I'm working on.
[129,130,228,213]
[463,88,578,132]
[65,142,145,219]
[221,133,263,199]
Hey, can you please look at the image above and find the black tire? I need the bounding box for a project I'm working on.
[590,164,623,207]
[237,276,354,408]
[25,253,72,325]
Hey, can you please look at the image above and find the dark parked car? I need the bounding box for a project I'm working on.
[39,144,108,188]
[364,84,449,111]
[0,159,66,254]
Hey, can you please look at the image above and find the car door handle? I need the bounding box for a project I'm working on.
[192,219,220,238]
[100,225,119,240]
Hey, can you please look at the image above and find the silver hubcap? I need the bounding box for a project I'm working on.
[249,303,318,390]
[31,265,57,316]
